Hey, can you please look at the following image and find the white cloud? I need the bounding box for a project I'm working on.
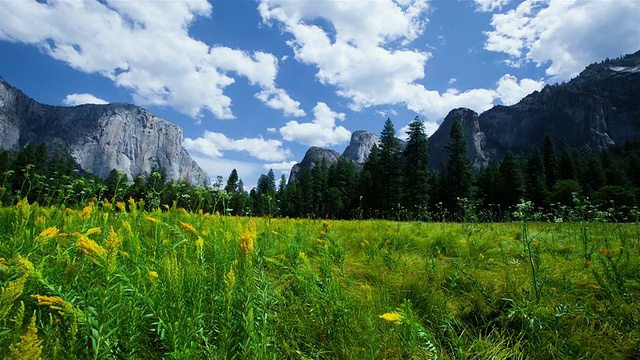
[484,0,640,82]
[263,161,297,174]
[0,0,302,119]
[448,78,457,84]
[62,93,108,106]
[184,131,292,162]
[256,88,306,117]
[496,74,544,105]
[474,0,510,12]
[259,0,504,121]
[266,127,277,133]
[279,102,351,147]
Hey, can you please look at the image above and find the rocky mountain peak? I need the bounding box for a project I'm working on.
[288,147,342,183]
[0,78,209,185]
[342,130,380,164]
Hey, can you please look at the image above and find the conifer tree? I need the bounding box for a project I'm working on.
[443,120,473,213]
[402,116,430,214]
[377,118,402,215]
[498,150,524,208]
[543,135,559,189]
[525,149,549,208]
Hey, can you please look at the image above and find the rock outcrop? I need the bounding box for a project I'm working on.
[0,78,209,185]
[342,130,380,164]
[288,147,342,183]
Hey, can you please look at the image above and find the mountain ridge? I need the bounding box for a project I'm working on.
[0,77,209,185]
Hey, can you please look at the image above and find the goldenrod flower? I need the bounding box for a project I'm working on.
[85,227,101,236]
[146,216,158,224]
[76,233,106,259]
[17,255,34,274]
[105,226,121,252]
[180,221,197,235]
[323,221,331,231]
[81,204,92,220]
[116,202,126,212]
[101,199,112,210]
[127,197,136,208]
[379,312,403,325]
[148,271,159,280]
[196,236,204,248]
[239,230,255,256]
[36,227,59,244]
[8,313,42,360]
[35,216,45,225]
[31,295,73,314]
[225,267,236,290]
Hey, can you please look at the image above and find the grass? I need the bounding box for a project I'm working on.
[0,198,639,359]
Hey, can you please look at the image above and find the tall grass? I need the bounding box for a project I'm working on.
[0,199,638,358]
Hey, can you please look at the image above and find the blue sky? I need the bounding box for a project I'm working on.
[1,0,638,187]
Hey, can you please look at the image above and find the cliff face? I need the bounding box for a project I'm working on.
[342,130,380,164]
[289,147,342,183]
[428,51,640,169]
[0,78,209,185]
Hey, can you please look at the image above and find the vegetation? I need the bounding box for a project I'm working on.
[1,198,639,358]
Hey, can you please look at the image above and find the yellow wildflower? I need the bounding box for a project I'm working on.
[8,313,42,360]
[103,212,109,223]
[105,227,121,252]
[148,271,159,280]
[225,267,236,290]
[17,255,34,274]
[146,216,158,224]
[36,227,59,244]
[196,236,204,248]
[85,227,101,237]
[101,199,112,210]
[323,221,331,231]
[127,197,135,208]
[479,253,485,259]
[379,312,403,325]
[239,230,255,256]
[76,233,106,259]
[31,295,73,315]
[81,204,92,220]
[459,239,467,246]
[116,202,126,212]
[180,221,197,235]
[247,218,257,233]
[35,216,45,225]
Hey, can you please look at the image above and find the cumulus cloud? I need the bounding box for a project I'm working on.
[279,102,351,147]
[474,0,510,12]
[256,88,306,117]
[484,0,640,82]
[496,74,544,105]
[0,0,302,119]
[184,131,292,162]
[62,93,108,106]
[259,0,506,121]
[263,161,297,174]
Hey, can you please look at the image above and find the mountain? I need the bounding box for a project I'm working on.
[288,147,342,183]
[429,50,640,168]
[0,78,209,185]
[289,51,640,176]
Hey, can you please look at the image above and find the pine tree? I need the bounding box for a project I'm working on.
[360,144,381,214]
[525,150,549,208]
[402,116,430,215]
[543,135,559,189]
[558,139,578,181]
[443,120,473,213]
[225,169,240,193]
[377,118,402,215]
[498,151,524,208]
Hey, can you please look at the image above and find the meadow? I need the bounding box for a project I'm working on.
[1,199,639,359]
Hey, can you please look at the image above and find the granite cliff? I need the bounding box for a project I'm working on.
[0,78,209,185]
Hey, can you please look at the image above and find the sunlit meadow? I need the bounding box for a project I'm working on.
[1,198,639,359]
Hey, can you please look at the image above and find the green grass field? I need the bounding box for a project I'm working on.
[1,199,639,359]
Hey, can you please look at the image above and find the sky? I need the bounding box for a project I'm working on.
[0,0,638,187]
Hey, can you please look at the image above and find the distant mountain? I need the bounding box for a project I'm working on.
[0,78,209,185]
[430,50,640,168]
[289,51,640,176]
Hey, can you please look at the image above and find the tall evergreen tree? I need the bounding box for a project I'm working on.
[225,169,240,193]
[525,150,549,208]
[402,117,430,214]
[558,139,578,181]
[543,135,559,189]
[377,118,403,215]
[443,120,473,213]
[498,151,525,208]
[360,144,381,213]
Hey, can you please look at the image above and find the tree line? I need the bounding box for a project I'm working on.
[1,118,639,221]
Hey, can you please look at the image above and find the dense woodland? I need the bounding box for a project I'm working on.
[1,117,640,221]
